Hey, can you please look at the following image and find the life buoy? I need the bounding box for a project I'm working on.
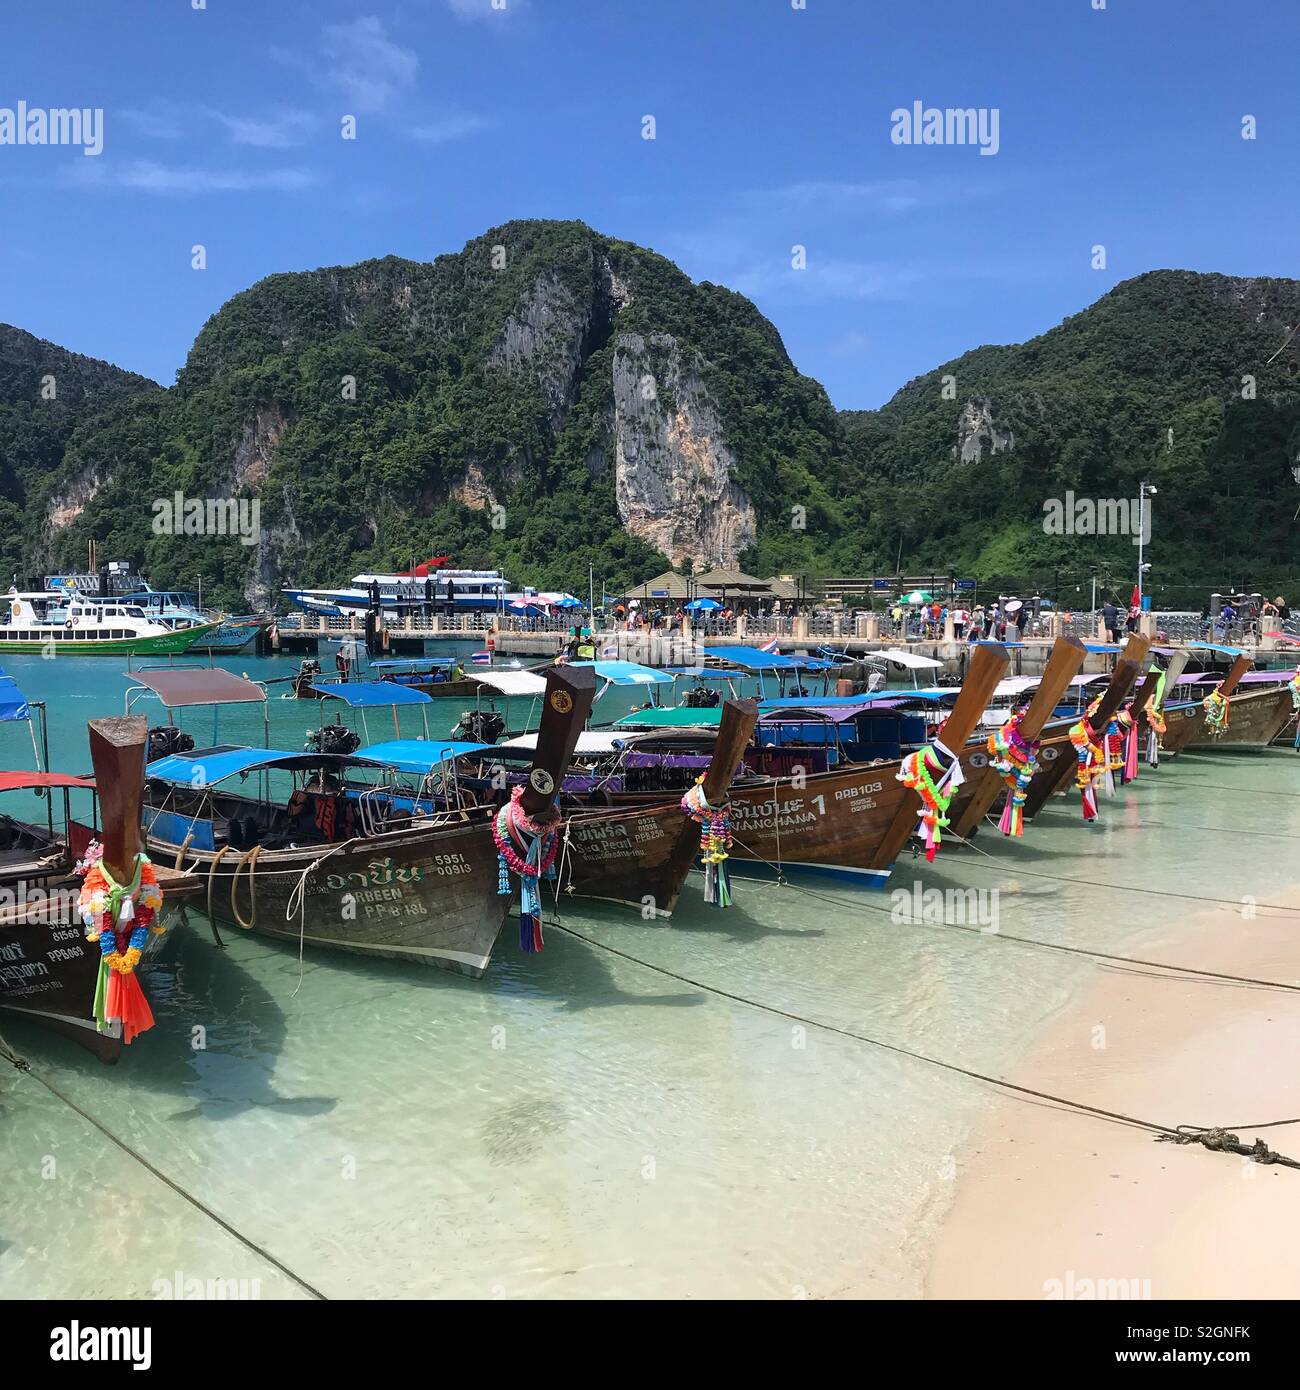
[8,602,18,619]
[67,617,78,628]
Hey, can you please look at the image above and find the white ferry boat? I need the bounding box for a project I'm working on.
[0,593,216,655]
[284,561,512,616]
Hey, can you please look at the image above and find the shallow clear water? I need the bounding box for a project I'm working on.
[1,652,1297,1299]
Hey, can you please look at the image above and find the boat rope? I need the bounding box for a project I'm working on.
[715,831,1300,994]
[229,845,262,930]
[539,911,1300,1169]
[172,830,194,870]
[0,1047,326,1297]
[205,844,234,947]
[283,837,364,997]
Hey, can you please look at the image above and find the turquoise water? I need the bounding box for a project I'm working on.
[1,652,1298,1298]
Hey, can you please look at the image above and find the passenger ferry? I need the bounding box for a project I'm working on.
[1,593,216,655]
[284,561,512,617]
[119,589,265,654]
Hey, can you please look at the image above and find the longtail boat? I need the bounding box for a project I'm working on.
[553,698,759,913]
[1177,669,1298,750]
[142,665,594,976]
[1020,634,1150,820]
[0,717,198,1062]
[1158,654,1251,754]
[949,635,1087,839]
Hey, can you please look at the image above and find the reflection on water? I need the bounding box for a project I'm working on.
[0,652,1297,1297]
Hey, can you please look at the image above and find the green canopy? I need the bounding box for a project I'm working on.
[615,706,724,729]
[903,590,933,604]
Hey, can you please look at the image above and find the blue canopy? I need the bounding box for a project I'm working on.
[685,597,721,611]
[309,681,432,707]
[0,671,30,722]
[1187,641,1244,656]
[1082,643,1122,653]
[706,645,802,670]
[361,739,494,775]
[568,660,673,686]
[147,746,407,786]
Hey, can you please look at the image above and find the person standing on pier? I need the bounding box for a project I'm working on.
[1102,599,1118,643]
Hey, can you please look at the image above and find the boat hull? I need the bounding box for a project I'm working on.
[155,819,513,977]
[186,618,265,655]
[1186,686,1297,749]
[0,900,124,1063]
[0,624,217,656]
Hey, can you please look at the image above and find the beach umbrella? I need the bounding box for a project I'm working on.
[903,590,932,605]
[1004,599,1023,613]
[550,595,582,609]
[685,597,721,611]
[507,599,542,615]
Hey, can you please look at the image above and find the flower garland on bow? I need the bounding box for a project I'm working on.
[1202,688,1230,738]
[986,707,1039,838]
[1288,666,1300,751]
[492,787,560,953]
[1103,707,1137,791]
[78,842,165,1044]
[1068,703,1105,822]
[1144,667,1167,767]
[897,732,965,861]
[681,778,734,907]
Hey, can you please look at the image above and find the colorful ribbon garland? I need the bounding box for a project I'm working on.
[1068,708,1105,822]
[78,845,165,1044]
[492,787,559,952]
[897,737,965,861]
[1202,689,1230,737]
[681,778,734,907]
[986,707,1039,838]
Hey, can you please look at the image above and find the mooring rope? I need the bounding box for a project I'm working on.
[541,913,1300,1168]
[0,1047,327,1297]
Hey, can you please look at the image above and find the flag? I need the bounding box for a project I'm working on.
[760,637,780,653]
[470,650,491,666]
[1129,585,1140,609]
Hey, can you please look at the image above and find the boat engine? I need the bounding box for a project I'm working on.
[454,709,506,744]
[304,724,361,756]
[147,725,195,762]
[682,683,720,709]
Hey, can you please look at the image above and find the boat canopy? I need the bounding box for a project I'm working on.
[356,738,494,775]
[568,660,673,686]
[616,707,724,728]
[369,657,456,671]
[498,731,640,754]
[870,647,943,670]
[0,671,31,722]
[760,702,878,724]
[308,680,432,707]
[0,770,94,792]
[1186,641,1244,656]
[468,670,548,696]
[1174,669,1284,686]
[127,668,267,707]
[147,746,400,785]
[704,645,803,671]
[993,676,1039,698]
[1082,643,1123,653]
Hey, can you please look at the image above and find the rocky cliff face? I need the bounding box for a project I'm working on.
[608,333,755,566]
[955,398,1014,463]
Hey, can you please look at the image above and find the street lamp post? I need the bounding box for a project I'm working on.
[1136,481,1157,611]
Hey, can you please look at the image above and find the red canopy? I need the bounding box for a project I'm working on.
[0,771,94,793]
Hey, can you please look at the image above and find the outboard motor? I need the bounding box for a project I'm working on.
[147,725,195,762]
[454,709,506,744]
[682,682,720,709]
[304,724,361,756]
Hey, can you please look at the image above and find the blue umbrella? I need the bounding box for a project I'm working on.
[551,595,582,609]
[685,597,721,611]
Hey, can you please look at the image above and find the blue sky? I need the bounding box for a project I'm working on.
[1,0,1296,409]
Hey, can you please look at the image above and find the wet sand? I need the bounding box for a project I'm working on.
[927,891,1300,1299]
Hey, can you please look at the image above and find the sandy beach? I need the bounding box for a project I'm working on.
[927,887,1300,1299]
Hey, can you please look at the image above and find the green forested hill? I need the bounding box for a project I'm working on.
[1,231,1297,611]
[841,270,1300,601]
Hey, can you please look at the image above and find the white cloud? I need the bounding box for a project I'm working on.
[67,160,315,196]
[119,105,185,140]
[410,112,494,144]
[319,16,418,114]
[446,0,521,20]
[203,107,315,149]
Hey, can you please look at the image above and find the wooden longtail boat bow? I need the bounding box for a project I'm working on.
[661,697,759,910]
[950,635,1087,839]
[1022,633,1150,818]
[867,641,1010,873]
